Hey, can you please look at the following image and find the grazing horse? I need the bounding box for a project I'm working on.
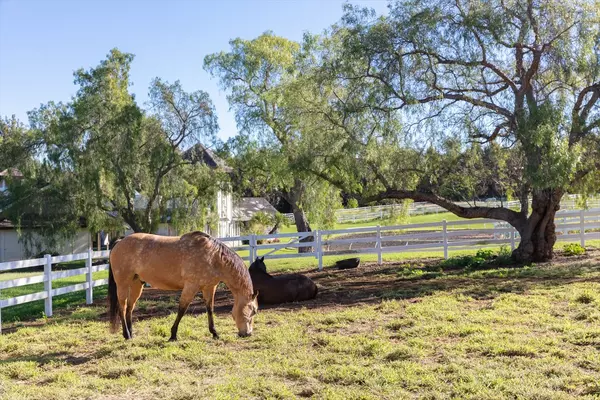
[249,257,318,305]
[108,231,259,341]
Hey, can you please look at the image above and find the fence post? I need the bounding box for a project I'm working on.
[580,209,585,247]
[249,235,256,263]
[44,254,53,317]
[510,227,516,251]
[442,220,448,260]
[86,245,93,304]
[317,231,324,271]
[376,225,382,265]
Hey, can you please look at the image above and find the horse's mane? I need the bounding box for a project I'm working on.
[183,231,253,296]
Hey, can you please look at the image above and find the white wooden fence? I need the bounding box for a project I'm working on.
[0,249,110,333]
[0,208,599,333]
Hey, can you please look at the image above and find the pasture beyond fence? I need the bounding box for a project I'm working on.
[0,208,599,333]
[282,195,600,224]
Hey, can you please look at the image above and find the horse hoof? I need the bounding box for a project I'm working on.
[168,337,177,342]
[212,334,220,340]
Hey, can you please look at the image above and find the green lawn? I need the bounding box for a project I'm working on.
[279,211,500,234]
[0,250,599,399]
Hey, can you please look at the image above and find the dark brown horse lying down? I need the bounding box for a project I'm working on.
[249,257,318,305]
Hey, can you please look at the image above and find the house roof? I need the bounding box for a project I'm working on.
[233,197,278,222]
[182,143,233,173]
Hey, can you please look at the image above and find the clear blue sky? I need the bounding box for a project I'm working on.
[0,0,388,141]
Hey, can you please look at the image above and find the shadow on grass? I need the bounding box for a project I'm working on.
[0,351,94,367]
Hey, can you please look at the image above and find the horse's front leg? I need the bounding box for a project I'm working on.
[202,285,219,339]
[169,284,199,342]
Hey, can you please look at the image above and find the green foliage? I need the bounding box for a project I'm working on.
[280,0,600,261]
[205,35,342,233]
[2,49,221,252]
[244,211,275,235]
[442,248,507,270]
[563,243,586,257]
[475,249,495,260]
[496,246,514,266]
[346,198,359,209]
[384,200,411,226]
[303,181,343,230]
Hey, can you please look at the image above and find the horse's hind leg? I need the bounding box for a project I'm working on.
[117,284,132,340]
[202,285,219,339]
[169,284,199,342]
[125,278,144,338]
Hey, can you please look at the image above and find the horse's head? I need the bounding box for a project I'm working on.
[249,256,267,274]
[232,291,259,337]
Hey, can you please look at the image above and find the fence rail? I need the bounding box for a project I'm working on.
[1,209,599,334]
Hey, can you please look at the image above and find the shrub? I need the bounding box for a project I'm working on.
[475,249,495,260]
[441,255,486,270]
[346,198,359,209]
[563,243,585,256]
[496,246,513,265]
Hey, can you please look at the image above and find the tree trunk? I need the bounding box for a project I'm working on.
[286,178,314,253]
[512,188,562,262]
[122,209,144,233]
[292,206,313,253]
[268,221,280,235]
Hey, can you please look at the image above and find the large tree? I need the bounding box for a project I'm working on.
[300,0,600,262]
[205,33,342,250]
[1,49,221,251]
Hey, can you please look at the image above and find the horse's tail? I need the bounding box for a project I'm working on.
[108,237,123,333]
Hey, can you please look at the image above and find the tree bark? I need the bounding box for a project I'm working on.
[287,178,313,253]
[512,188,562,262]
[292,205,313,253]
[362,187,564,262]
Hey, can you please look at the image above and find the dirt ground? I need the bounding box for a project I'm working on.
[135,248,600,321]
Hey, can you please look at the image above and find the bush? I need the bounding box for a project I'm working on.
[346,198,359,209]
[441,255,486,270]
[441,247,515,271]
[475,249,495,260]
[563,243,585,256]
[496,246,513,265]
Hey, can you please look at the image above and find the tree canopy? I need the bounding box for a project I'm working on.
[289,0,600,261]
[1,49,223,253]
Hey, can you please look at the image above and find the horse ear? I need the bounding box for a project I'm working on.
[252,290,259,301]
[260,256,264,262]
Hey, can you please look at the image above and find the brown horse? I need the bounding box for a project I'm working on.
[108,231,258,341]
[249,257,318,305]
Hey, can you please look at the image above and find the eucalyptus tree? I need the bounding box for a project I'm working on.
[205,33,343,250]
[304,0,600,261]
[2,49,220,252]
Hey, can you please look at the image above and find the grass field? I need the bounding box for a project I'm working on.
[279,211,486,233]
[1,248,600,399]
